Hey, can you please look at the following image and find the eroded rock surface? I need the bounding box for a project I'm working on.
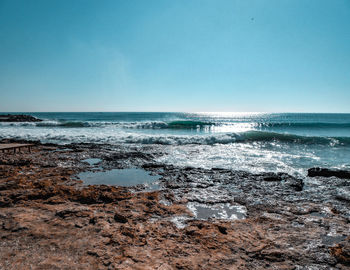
[0,141,349,269]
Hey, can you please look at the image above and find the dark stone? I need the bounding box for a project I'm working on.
[142,163,164,169]
[217,225,227,235]
[105,152,153,161]
[285,177,304,192]
[0,114,42,122]
[185,229,196,236]
[197,223,204,229]
[87,250,99,257]
[0,197,12,207]
[114,213,128,223]
[56,209,79,218]
[261,173,282,182]
[308,167,350,179]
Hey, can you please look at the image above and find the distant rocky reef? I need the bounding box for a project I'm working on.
[0,114,42,122]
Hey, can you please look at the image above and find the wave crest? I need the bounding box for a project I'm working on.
[125,131,350,146]
[2,130,347,146]
[257,122,350,128]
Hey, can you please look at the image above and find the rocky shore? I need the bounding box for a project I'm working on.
[0,114,42,122]
[0,140,349,269]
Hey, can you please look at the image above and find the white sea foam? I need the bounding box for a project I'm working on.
[1,112,350,176]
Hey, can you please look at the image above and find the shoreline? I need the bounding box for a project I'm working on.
[0,139,349,269]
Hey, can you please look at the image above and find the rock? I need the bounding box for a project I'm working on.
[142,163,164,169]
[120,225,134,238]
[114,213,128,223]
[45,195,67,204]
[308,167,350,179]
[260,173,282,182]
[257,172,304,191]
[105,152,152,161]
[1,140,349,270]
[217,225,227,235]
[0,159,31,166]
[281,175,304,191]
[330,237,350,266]
[0,180,17,191]
[55,207,91,218]
[0,197,12,207]
[336,188,350,202]
[0,114,42,122]
[2,219,27,232]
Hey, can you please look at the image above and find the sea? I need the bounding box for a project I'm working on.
[0,112,349,177]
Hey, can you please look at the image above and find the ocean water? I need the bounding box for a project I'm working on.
[0,112,349,176]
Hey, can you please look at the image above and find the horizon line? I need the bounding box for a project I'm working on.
[1,111,350,114]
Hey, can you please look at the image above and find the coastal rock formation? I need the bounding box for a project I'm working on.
[331,237,350,266]
[308,167,350,179]
[0,114,42,122]
[0,141,349,269]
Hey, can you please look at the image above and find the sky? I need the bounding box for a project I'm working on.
[0,0,349,112]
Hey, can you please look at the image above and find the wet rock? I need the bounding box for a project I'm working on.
[0,114,42,122]
[308,167,350,179]
[259,172,282,182]
[105,151,152,161]
[142,163,164,169]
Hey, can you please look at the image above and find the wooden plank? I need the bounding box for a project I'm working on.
[0,143,33,150]
[0,143,34,153]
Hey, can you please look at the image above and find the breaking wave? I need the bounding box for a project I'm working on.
[124,131,350,146]
[257,122,350,129]
[1,120,350,131]
[0,120,215,129]
[0,129,349,146]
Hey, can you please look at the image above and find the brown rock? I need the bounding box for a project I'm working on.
[114,213,128,223]
[330,238,350,266]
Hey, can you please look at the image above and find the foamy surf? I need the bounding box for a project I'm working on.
[1,112,349,176]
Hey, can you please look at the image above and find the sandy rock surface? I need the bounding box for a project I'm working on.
[0,141,349,269]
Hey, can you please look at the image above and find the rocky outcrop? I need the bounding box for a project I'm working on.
[0,114,42,122]
[0,142,349,269]
[330,237,350,266]
[308,167,350,179]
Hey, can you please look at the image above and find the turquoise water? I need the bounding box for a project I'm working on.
[0,112,349,176]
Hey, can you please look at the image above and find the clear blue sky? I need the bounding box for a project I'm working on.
[0,0,349,112]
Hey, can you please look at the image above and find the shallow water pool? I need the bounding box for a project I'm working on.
[77,168,161,189]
